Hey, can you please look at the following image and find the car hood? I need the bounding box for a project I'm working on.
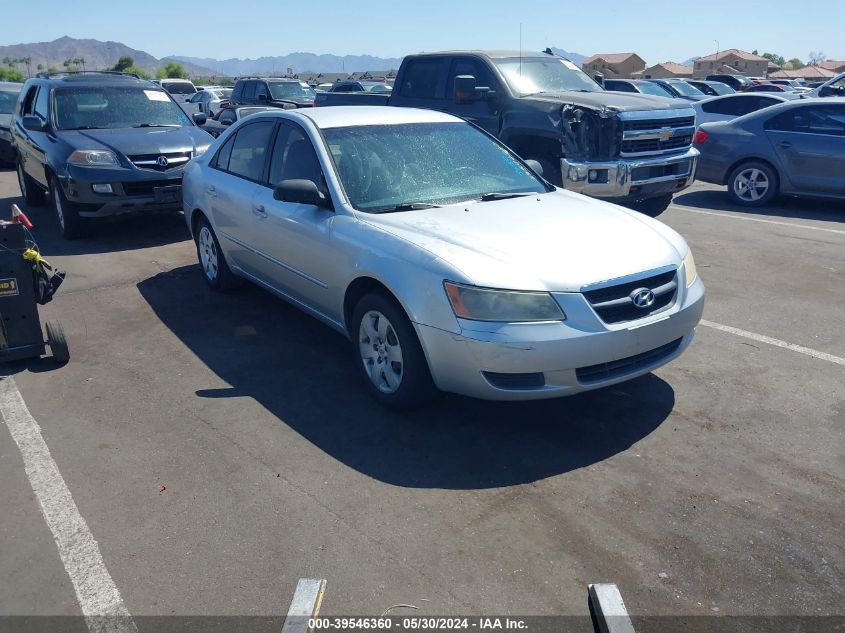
[66,126,212,156]
[526,91,693,113]
[360,191,687,292]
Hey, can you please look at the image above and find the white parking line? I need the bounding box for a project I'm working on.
[700,320,845,366]
[670,204,845,236]
[0,376,137,633]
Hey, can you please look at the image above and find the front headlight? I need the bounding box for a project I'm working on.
[194,145,210,158]
[444,282,565,322]
[68,149,120,167]
[683,250,697,287]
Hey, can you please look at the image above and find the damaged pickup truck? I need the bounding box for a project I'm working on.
[316,49,699,215]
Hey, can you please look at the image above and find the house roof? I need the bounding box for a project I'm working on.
[769,66,837,79]
[651,61,693,75]
[695,49,767,63]
[583,53,641,65]
[819,60,845,71]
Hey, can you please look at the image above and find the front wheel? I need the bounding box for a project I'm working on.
[45,320,70,364]
[727,161,778,206]
[51,177,88,239]
[351,292,435,408]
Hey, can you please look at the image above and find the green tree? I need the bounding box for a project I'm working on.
[156,62,189,79]
[125,65,151,79]
[761,52,785,68]
[0,67,25,82]
[786,58,804,70]
[112,55,134,72]
[63,58,81,72]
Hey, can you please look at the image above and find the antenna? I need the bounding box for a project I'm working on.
[519,23,523,77]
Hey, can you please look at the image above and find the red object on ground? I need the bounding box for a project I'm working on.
[10,204,34,229]
[159,484,167,493]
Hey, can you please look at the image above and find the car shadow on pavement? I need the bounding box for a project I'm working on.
[673,189,845,223]
[0,192,191,256]
[137,266,676,490]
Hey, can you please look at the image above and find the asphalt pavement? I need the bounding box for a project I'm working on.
[0,168,842,626]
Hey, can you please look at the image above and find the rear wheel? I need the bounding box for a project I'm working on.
[51,177,88,239]
[627,193,673,217]
[17,161,46,206]
[194,216,240,291]
[727,161,778,206]
[45,320,69,364]
[351,292,435,408]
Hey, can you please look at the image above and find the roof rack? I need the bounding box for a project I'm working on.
[35,70,143,79]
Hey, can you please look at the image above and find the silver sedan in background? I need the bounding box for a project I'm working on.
[188,87,232,117]
[182,107,704,407]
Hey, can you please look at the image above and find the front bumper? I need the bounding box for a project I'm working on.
[561,147,699,200]
[416,276,705,401]
[60,164,184,218]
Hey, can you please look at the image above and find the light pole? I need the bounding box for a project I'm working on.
[714,40,719,57]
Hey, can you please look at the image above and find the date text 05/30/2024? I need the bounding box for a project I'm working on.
[309,618,528,630]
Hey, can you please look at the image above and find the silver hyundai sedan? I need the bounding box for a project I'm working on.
[182,107,704,407]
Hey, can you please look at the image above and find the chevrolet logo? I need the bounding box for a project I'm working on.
[658,128,674,142]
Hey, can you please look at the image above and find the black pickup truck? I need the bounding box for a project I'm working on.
[316,50,699,213]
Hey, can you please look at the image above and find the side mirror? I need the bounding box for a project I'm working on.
[221,119,233,126]
[22,115,45,132]
[454,75,477,104]
[593,73,605,88]
[193,112,207,126]
[273,179,333,209]
[524,159,544,178]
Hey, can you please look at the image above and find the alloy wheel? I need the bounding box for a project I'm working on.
[358,310,404,394]
[198,226,219,281]
[733,168,769,202]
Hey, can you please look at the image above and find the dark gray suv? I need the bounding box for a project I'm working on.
[12,71,213,238]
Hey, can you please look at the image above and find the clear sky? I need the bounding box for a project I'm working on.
[2,0,842,64]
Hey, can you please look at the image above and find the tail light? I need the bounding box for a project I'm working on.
[693,130,709,144]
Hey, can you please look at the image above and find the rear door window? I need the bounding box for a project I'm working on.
[225,120,276,182]
[399,58,448,99]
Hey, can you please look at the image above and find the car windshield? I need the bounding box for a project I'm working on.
[163,82,196,95]
[494,57,601,95]
[363,83,392,93]
[269,82,316,100]
[637,82,674,97]
[665,81,703,97]
[0,89,19,114]
[323,121,547,212]
[53,86,191,130]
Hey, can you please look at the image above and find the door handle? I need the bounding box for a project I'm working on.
[778,141,792,149]
[252,204,267,218]
[206,185,217,197]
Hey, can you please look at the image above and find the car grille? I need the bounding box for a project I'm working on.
[575,338,683,384]
[123,179,181,196]
[582,269,678,324]
[620,115,695,157]
[127,151,191,172]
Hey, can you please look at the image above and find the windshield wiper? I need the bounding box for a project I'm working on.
[371,202,440,213]
[478,192,535,202]
[132,123,181,128]
[66,125,106,130]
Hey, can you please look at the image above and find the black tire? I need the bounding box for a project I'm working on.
[50,177,88,239]
[17,160,46,206]
[194,215,241,291]
[627,193,673,217]
[45,320,70,364]
[351,291,436,409]
[527,157,562,187]
[727,161,778,207]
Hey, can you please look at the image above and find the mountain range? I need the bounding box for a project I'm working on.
[0,36,587,78]
[0,36,218,76]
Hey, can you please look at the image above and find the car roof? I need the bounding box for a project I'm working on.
[409,50,552,60]
[28,73,163,89]
[270,106,461,129]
